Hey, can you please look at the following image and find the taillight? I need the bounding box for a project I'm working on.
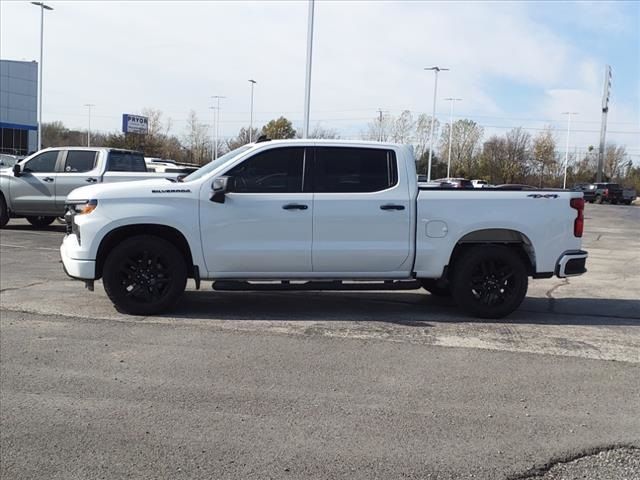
[570,198,584,237]
[603,188,609,197]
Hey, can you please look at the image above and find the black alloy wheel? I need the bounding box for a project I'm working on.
[0,195,8,228]
[102,235,187,315]
[26,216,56,228]
[451,245,528,319]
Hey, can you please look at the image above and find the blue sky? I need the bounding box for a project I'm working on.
[1,0,638,159]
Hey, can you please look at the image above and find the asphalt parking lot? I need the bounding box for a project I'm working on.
[1,204,639,479]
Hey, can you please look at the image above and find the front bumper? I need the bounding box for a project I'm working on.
[60,235,96,280]
[555,250,588,278]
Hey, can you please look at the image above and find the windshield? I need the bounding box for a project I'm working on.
[182,145,253,182]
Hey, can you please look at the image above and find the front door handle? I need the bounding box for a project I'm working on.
[282,203,308,210]
[42,177,54,183]
[85,177,98,183]
[380,204,405,211]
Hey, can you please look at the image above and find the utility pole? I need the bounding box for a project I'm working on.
[84,103,95,147]
[211,95,225,160]
[248,79,257,142]
[424,66,449,181]
[597,65,612,183]
[444,97,462,178]
[31,2,54,151]
[302,0,315,138]
[562,112,578,189]
[376,108,386,142]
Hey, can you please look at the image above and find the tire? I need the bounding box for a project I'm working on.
[0,195,9,228]
[611,200,618,205]
[420,279,451,297]
[451,245,528,319]
[26,216,56,228]
[594,195,602,204]
[102,235,187,315]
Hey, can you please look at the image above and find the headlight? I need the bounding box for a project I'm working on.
[67,199,98,215]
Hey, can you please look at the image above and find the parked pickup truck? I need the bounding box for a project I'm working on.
[60,139,588,319]
[0,147,180,228]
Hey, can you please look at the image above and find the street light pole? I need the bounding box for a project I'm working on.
[211,95,225,160]
[248,79,257,142]
[562,111,578,189]
[84,103,95,147]
[208,106,216,162]
[444,97,461,178]
[424,66,449,181]
[31,2,53,151]
[302,0,315,138]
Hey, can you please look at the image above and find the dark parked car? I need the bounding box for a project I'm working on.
[432,178,474,188]
[575,183,624,204]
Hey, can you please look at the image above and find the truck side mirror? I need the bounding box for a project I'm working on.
[210,176,234,203]
[13,163,21,177]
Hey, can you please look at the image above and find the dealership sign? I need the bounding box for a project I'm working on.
[122,114,149,134]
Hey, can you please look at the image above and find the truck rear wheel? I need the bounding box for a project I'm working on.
[594,195,602,204]
[26,216,55,228]
[102,235,187,315]
[451,245,528,319]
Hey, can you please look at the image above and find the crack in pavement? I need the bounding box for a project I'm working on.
[0,282,47,293]
[508,444,640,479]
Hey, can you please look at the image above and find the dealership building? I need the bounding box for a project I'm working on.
[0,59,38,156]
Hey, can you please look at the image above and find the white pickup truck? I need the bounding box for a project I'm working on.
[60,139,588,318]
[0,147,180,228]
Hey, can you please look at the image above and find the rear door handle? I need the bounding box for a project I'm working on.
[380,204,405,211]
[85,177,98,183]
[42,177,54,183]
[282,203,309,210]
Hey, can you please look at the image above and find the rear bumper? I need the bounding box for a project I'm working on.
[60,235,96,280]
[555,250,588,278]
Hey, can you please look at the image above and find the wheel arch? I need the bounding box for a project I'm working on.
[95,224,194,279]
[447,228,536,276]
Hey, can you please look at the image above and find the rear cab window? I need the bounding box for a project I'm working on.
[107,151,147,172]
[314,147,398,193]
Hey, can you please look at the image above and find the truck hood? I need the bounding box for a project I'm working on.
[66,178,192,202]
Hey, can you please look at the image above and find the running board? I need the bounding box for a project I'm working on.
[212,280,422,291]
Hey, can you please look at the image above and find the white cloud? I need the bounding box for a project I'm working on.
[0,0,637,156]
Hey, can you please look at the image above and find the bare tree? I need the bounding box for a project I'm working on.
[391,110,414,143]
[414,114,438,161]
[184,110,209,165]
[309,125,340,139]
[604,144,627,180]
[532,126,557,187]
[227,126,260,150]
[439,119,484,178]
[366,112,394,141]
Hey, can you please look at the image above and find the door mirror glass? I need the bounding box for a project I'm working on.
[210,176,233,203]
[13,163,21,177]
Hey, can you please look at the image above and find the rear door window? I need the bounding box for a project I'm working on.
[64,151,97,173]
[314,147,397,193]
[107,151,147,172]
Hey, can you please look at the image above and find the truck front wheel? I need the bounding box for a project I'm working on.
[26,216,55,228]
[102,235,187,315]
[451,245,528,319]
[0,195,8,228]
